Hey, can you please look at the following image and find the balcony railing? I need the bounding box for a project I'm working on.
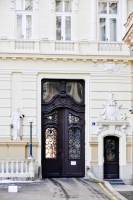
[0,39,129,55]
[98,42,122,52]
[0,159,35,179]
[55,42,74,51]
[15,41,34,50]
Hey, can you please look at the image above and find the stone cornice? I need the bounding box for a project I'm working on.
[0,54,132,62]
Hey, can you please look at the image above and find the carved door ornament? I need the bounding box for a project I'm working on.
[98,92,126,121]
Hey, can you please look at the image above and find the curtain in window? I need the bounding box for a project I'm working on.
[56,16,62,40]
[56,0,62,12]
[25,0,33,11]
[66,82,83,103]
[43,82,59,102]
[109,3,117,14]
[110,18,116,41]
[17,14,23,39]
[99,3,107,14]
[65,0,72,12]
[100,18,106,41]
[65,16,71,40]
[26,15,32,39]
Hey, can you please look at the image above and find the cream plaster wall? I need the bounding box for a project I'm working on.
[0,56,132,181]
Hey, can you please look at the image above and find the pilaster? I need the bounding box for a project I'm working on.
[90,0,97,41]
[50,0,55,40]
[10,0,15,39]
[73,0,79,40]
[121,0,127,38]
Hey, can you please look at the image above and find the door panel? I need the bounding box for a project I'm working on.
[41,79,85,178]
[104,136,119,179]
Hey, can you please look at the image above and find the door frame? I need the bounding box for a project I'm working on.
[41,79,85,177]
[37,73,90,176]
[98,131,126,180]
[104,136,119,179]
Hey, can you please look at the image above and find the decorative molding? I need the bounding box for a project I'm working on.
[115,124,127,134]
[98,92,126,121]
[92,61,127,73]
[50,0,55,13]
[97,124,109,135]
[11,0,15,9]
[74,0,78,13]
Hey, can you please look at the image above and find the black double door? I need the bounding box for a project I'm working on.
[41,80,85,178]
[104,136,119,179]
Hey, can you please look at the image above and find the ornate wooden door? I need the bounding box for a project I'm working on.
[41,80,85,177]
[104,136,119,179]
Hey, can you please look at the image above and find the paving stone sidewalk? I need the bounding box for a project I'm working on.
[0,178,115,200]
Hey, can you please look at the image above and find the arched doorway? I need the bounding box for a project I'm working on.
[41,79,85,178]
[104,136,119,179]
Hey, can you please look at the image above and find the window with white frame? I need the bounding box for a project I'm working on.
[99,2,118,41]
[15,0,33,39]
[55,0,72,41]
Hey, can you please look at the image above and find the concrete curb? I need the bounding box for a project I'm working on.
[104,181,128,200]
[87,170,128,200]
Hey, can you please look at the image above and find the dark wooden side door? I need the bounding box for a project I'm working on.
[41,80,85,178]
[104,136,119,179]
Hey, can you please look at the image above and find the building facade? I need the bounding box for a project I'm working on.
[0,0,133,183]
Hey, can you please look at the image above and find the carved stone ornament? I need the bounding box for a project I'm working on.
[115,124,127,134]
[92,62,127,73]
[97,124,109,135]
[98,92,126,121]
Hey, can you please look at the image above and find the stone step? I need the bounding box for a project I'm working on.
[104,179,125,185]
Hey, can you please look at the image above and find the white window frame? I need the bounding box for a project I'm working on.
[16,12,33,39]
[55,0,72,41]
[98,2,119,42]
[15,0,33,40]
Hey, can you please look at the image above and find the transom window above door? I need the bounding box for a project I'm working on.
[42,81,84,103]
[99,2,118,41]
[55,0,72,41]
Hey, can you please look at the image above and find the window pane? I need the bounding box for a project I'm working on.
[69,128,81,159]
[65,1,72,12]
[66,82,83,103]
[55,0,62,12]
[26,15,32,39]
[45,113,58,124]
[43,82,59,102]
[17,14,23,39]
[100,18,106,41]
[25,0,33,11]
[68,114,80,124]
[56,16,62,40]
[45,128,57,159]
[110,18,117,41]
[105,139,116,161]
[109,3,117,14]
[65,16,71,40]
[99,3,107,14]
